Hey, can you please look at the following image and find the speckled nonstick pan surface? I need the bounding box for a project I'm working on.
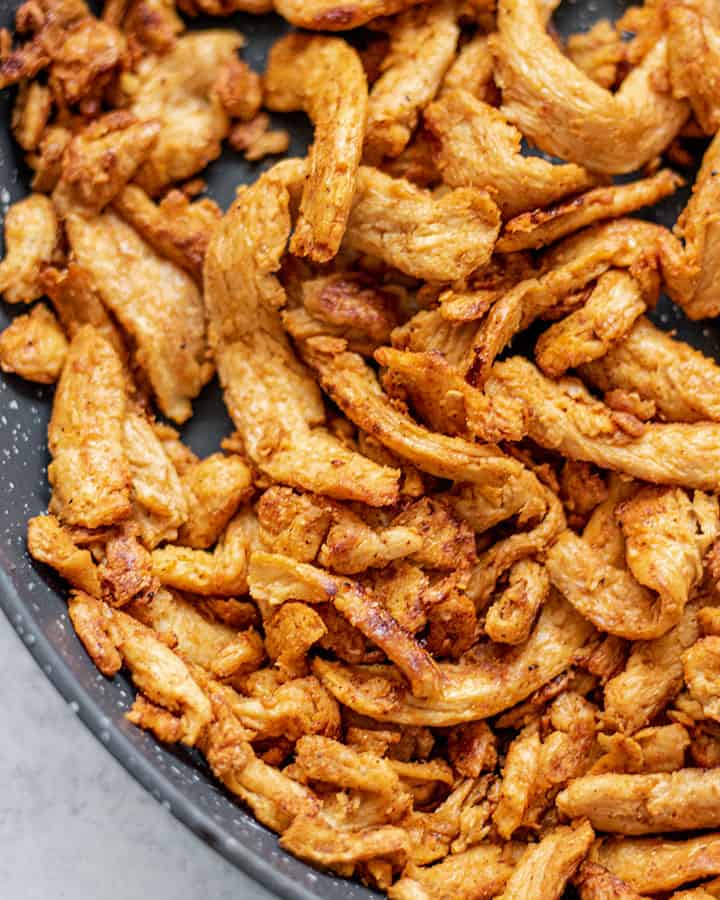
[0,1,717,897]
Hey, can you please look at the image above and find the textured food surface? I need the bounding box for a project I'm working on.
[2,1,720,899]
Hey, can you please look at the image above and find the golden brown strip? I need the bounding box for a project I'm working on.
[280,815,409,868]
[129,589,263,679]
[477,356,720,491]
[454,219,667,383]
[573,861,643,900]
[124,412,189,549]
[203,161,400,506]
[67,591,122,677]
[485,560,550,645]
[12,81,51,151]
[151,514,249,596]
[497,822,595,900]
[546,487,717,639]
[27,515,102,597]
[557,769,720,834]
[604,593,709,734]
[0,194,58,304]
[593,834,720,894]
[52,112,160,216]
[66,211,211,424]
[273,0,427,30]
[666,132,720,320]
[129,31,240,195]
[364,1,459,163]
[248,552,442,699]
[466,486,566,606]
[425,88,597,218]
[112,185,221,284]
[498,170,683,253]
[493,0,688,173]
[108,609,212,745]
[0,303,68,383]
[303,344,529,489]
[48,325,131,528]
[441,33,496,102]
[41,263,127,362]
[313,591,594,725]
[177,454,252,550]
[265,34,367,262]
[667,0,720,135]
[581,317,720,423]
[203,729,319,833]
[389,843,519,900]
[343,166,500,282]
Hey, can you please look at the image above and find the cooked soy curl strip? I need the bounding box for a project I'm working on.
[5,0,720,894]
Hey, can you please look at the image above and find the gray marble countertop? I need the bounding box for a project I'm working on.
[0,621,276,900]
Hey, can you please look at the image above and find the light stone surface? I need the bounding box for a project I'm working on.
[0,622,276,900]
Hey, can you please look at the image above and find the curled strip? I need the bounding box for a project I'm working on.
[313,591,594,726]
[28,515,101,597]
[546,482,718,641]
[665,132,720,320]
[203,161,400,506]
[466,485,565,608]
[604,594,709,734]
[151,513,249,596]
[199,689,320,832]
[108,609,212,746]
[456,218,667,382]
[264,35,367,263]
[129,589,263,680]
[484,560,550,646]
[302,343,529,490]
[493,0,689,173]
[667,0,720,135]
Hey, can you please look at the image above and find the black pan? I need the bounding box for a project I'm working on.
[0,2,716,898]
